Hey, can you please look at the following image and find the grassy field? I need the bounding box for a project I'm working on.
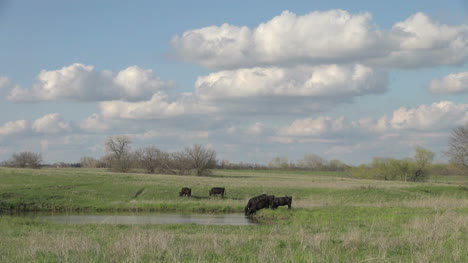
[1,167,467,262]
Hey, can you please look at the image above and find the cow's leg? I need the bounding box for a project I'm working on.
[249,207,256,216]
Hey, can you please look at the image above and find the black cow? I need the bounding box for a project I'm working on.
[209,187,225,197]
[271,196,292,209]
[245,194,275,216]
[244,194,266,216]
[179,187,191,197]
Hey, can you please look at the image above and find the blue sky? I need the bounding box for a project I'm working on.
[0,0,467,165]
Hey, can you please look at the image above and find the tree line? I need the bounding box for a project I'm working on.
[81,135,217,176]
[1,123,467,177]
[350,146,437,182]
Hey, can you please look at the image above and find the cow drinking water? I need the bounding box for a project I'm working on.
[209,187,225,197]
[245,194,275,216]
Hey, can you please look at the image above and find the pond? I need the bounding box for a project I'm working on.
[6,212,258,226]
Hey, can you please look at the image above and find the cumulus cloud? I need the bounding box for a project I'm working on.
[196,64,386,99]
[429,71,468,93]
[172,10,467,69]
[126,129,211,141]
[385,101,468,130]
[7,64,173,102]
[195,64,387,114]
[92,63,387,119]
[96,64,387,119]
[226,126,237,135]
[99,92,216,119]
[32,113,71,133]
[279,116,346,136]
[246,122,263,135]
[0,120,28,136]
[373,13,468,67]
[277,101,468,141]
[114,66,174,100]
[79,114,109,132]
[0,77,13,91]
[171,23,254,69]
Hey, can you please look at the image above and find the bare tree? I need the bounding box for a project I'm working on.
[105,135,131,159]
[170,151,192,175]
[328,159,349,171]
[136,146,166,174]
[297,154,328,171]
[268,156,290,169]
[104,135,132,172]
[185,144,217,176]
[447,124,468,170]
[80,156,99,168]
[10,151,42,168]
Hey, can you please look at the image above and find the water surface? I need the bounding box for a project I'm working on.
[20,212,257,225]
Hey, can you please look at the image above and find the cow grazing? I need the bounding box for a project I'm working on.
[179,187,191,197]
[245,194,275,216]
[271,196,292,209]
[209,187,225,197]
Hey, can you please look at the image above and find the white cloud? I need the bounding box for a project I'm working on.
[0,120,28,136]
[114,66,174,100]
[226,126,237,135]
[392,13,461,50]
[91,63,388,120]
[99,90,218,120]
[325,143,366,155]
[7,64,173,102]
[182,131,211,140]
[374,13,468,67]
[171,23,253,69]
[196,64,386,100]
[0,77,13,91]
[429,71,468,93]
[246,122,263,135]
[172,10,383,68]
[126,129,211,141]
[253,10,383,64]
[172,10,468,69]
[277,101,468,143]
[40,139,49,152]
[279,116,346,136]
[267,101,466,163]
[129,131,163,140]
[97,64,387,120]
[268,136,294,144]
[32,113,71,133]
[0,76,17,97]
[79,114,109,132]
[100,92,190,119]
[386,101,468,130]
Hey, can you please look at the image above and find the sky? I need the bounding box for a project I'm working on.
[0,0,467,165]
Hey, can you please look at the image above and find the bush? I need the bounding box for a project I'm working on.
[7,151,42,169]
[351,158,426,182]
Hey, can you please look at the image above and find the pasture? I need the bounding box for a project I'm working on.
[0,167,467,262]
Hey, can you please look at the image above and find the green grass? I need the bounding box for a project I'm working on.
[1,167,468,262]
